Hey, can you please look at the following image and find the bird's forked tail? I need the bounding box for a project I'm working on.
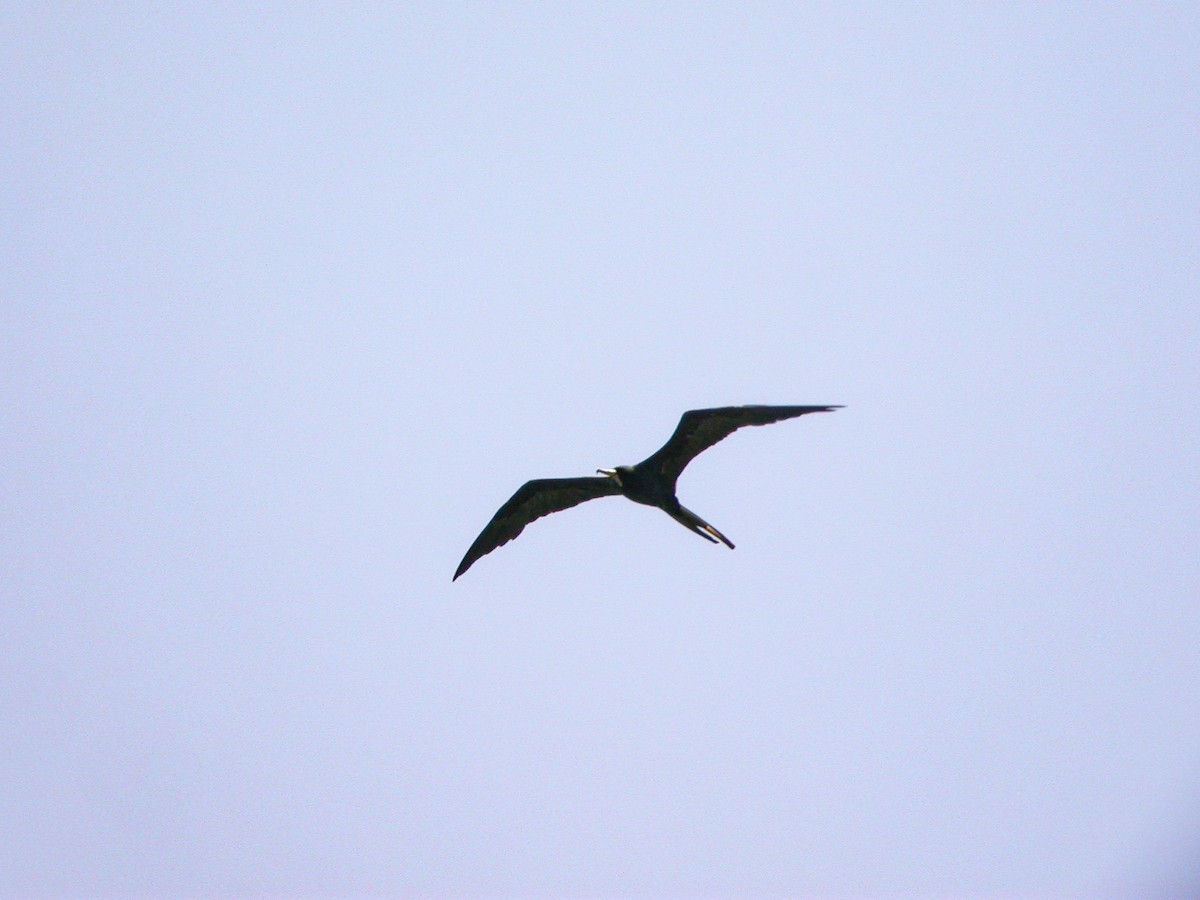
[669,504,735,549]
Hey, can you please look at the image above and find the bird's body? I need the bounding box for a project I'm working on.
[453,404,842,580]
[599,465,673,506]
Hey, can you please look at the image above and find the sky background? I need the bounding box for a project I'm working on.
[3,3,1198,897]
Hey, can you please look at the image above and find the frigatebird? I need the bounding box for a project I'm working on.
[453,404,841,580]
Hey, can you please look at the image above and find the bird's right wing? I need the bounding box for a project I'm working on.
[638,405,843,484]
[453,476,622,580]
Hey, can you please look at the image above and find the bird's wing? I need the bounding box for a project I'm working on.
[638,405,842,484]
[453,476,622,580]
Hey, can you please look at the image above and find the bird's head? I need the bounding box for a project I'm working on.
[597,467,622,487]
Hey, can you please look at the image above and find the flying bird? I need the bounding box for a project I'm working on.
[453,404,842,580]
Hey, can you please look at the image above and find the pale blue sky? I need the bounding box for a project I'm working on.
[3,4,1198,896]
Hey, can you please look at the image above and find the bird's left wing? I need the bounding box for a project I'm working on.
[454,476,621,580]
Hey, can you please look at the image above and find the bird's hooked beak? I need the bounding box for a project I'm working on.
[597,467,620,485]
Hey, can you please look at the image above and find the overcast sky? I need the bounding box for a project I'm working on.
[3,4,1198,897]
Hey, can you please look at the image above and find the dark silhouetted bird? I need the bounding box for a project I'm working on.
[453,404,842,580]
